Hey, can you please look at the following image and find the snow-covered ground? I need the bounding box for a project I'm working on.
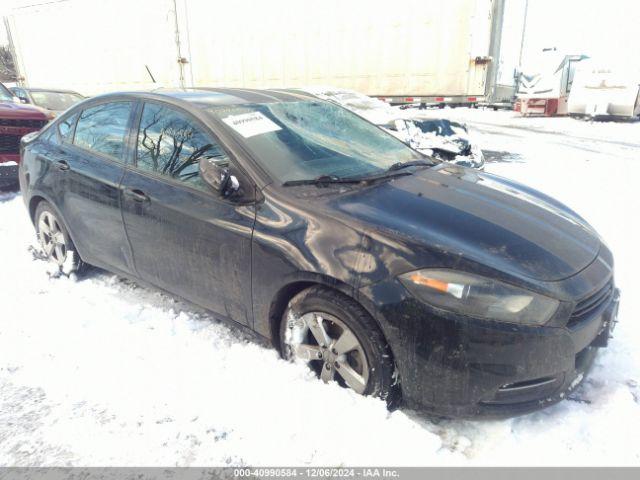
[1,109,639,466]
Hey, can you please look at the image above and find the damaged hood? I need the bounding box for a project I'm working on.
[329,164,600,282]
[412,132,470,156]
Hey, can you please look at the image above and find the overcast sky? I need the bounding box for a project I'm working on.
[519,0,640,68]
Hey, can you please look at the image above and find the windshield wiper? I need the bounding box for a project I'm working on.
[386,159,435,172]
[282,161,434,187]
[282,175,364,187]
[343,160,434,183]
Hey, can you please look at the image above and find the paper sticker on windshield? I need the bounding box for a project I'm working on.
[222,111,281,138]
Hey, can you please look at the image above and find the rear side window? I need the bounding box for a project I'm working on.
[136,102,228,190]
[58,112,78,142]
[74,102,133,160]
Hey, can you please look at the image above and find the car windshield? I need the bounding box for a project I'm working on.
[0,83,14,102]
[414,119,457,137]
[30,91,84,111]
[208,100,422,183]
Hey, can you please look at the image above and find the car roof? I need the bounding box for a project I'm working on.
[17,87,83,95]
[97,87,315,108]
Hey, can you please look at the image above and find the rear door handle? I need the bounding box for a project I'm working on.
[55,160,70,171]
[124,188,150,202]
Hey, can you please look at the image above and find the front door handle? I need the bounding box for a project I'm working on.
[124,188,150,202]
[55,160,70,171]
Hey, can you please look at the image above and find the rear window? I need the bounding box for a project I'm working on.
[31,91,84,111]
[74,102,132,160]
[415,119,456,136]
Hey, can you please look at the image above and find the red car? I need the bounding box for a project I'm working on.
[1,82,50,189]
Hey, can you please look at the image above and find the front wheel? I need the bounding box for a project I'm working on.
[35,201,85,275]
[280,286,399,406]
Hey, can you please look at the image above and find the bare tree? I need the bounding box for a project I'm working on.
[0,45,17,82]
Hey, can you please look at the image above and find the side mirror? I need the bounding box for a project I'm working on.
[199,157,240,197]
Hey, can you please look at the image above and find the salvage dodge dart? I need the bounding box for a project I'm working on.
[19,88,620,417]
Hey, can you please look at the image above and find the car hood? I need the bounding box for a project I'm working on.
[328,164,600,282]
[0,101,49,120]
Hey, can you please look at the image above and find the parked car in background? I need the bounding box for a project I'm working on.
[384,117,484,169]
[0,82,50,189]
[10,87,85,117]
[19,88,619,417]
[288,87,484,169]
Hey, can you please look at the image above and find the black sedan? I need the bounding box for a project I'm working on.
[19,88,620,417]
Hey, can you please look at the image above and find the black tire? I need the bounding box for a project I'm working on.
[34,201,86,275]
[280,286,399,407]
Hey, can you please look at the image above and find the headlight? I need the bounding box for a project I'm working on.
[398,269,558,325]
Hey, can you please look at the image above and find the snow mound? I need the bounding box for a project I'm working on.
[1,109,639,465]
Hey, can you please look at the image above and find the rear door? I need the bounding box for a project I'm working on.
[60,100,136,274]
[120,101,255,326]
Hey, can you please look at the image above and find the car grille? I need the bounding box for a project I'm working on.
[0,134,21,154]
[567,280,614,328]
[0,118,47,128]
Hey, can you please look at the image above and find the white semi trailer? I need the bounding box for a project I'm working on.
[5,0,507,107]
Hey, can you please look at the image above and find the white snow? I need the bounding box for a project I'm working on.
[1,109,640,466]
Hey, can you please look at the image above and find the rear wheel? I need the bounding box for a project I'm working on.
[280,286,398,405]
[35,201,85,275]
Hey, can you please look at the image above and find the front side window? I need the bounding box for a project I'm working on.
[58,112,79,142]
[74,102,133,160]
[208,100,422,184]
[136,102,228,190]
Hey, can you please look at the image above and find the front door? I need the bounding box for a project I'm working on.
[120,101,255,326]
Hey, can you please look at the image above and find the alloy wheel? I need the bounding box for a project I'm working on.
[37,211,67,266]
[285,311,370,394]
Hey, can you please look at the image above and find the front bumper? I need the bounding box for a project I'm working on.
[0,158,19,189]
[359,278,619,418]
